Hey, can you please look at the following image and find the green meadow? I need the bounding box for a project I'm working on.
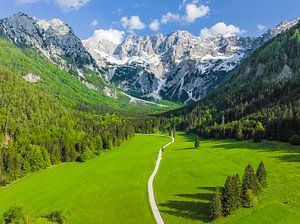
[0,133,299,224]
[0,135,169,224]
[155,133,300,224]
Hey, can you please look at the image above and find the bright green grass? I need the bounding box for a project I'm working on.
[0,135,170,224]
[155,133,300,224]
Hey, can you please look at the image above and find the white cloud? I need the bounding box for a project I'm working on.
[120,16,145,30]
[91,19,98,26]
[15,0,90,11]
[257,24,266,32]
[184,3,209,23]
[149,19,160,31]
[55,0,89,10]
[161,12,181,24]
[200,22,241,37]
[90,29,125,45]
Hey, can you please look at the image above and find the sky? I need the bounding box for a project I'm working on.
[0,0,299,43]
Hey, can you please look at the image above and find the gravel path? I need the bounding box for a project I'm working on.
[148,134,174,224]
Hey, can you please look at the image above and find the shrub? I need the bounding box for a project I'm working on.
[289,134,300,145]
[3,205,25,224]
[45,210,71,224]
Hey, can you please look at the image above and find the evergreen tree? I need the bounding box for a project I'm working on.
[221,176,235,216]
[256,161,267,188]
[243,189,257,208]
[242,165,260,206]
[232,174,242,209]
[194,136,200,148]
[210,187,222,220]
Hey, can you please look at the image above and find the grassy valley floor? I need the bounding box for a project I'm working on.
[0,135,170,224]
[155,133,300,224]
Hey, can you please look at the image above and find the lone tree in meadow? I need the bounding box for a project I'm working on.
[210,187,222,220]
[194,136,200,148]
[242,164,260,206]
[221,176,235,216]
[256,161,267,188]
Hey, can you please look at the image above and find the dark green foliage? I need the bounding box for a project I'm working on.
[221,176,235,216]
[159,23,300,143]
[211,163,267,218]
[210,187,222,220]
[289,134,300,145]
[3,205,25,224]
[45,210,71,224]
[194,136,200,148]
[232,174,242,209]
[242,165,260,206]
[256,161,267,188]
[243,189,257,208]
[0,67,137,186]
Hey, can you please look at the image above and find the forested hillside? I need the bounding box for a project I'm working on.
[0,35,167,186]
[159,22,300,142]
[0,36,173,114]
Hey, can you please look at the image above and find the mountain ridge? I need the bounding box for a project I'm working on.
[84,17,300,103]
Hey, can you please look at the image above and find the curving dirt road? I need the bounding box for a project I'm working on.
[148,134,174,224]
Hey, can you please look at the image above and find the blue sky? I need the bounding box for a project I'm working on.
[0,0,299,41]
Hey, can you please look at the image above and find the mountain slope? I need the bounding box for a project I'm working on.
[160,21,300,141]
[0,13,176,113]
[84,18,299,104]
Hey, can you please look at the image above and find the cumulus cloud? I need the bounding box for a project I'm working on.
[149,19,160,31]
[184,3,209,23]
[120,16,145,30]
[90,29,125,45]
[161,12,181,24]
[257,24,266,31]
[15,0,90,11]
[200,22,241,37]
[91,19,98,26]
[161,2,209,25]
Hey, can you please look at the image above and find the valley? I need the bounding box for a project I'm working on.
[0,133,299,224]
[0,1,299,223]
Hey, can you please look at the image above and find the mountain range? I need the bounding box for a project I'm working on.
[0,12,299,105]
[83,18,299,103]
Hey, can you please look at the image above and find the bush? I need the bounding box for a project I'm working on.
[45,210,71,224]
[289,134,300,145]
[3,205,25,224]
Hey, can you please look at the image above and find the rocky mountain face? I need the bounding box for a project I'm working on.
[84,18,300,104]
[0,12,99,79]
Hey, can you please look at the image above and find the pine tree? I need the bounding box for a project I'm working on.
[194,136,200,148]
[242,164,260,206]
[243,189,257,208]
[256,161,267,188]
[210,187,223,220]
[222,176,235,216]
[232,174,242,209]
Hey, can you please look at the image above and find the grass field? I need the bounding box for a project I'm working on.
[0,135,170,224]
[155,133,300,224]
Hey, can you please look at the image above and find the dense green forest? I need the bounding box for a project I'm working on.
[0,36,166,186]
[159,22,300,143]
[0,65,140,185]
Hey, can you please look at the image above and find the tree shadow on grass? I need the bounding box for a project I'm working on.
[160,200,211,223]
[174,147,195,150]
[210,140,300,165]
[159,187,216,222]
[175,192,214,201]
